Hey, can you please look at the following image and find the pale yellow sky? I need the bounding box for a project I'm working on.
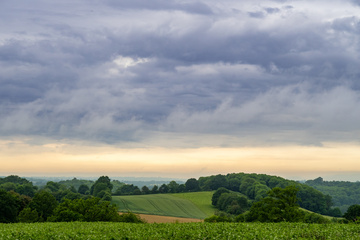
[1,139,360,181]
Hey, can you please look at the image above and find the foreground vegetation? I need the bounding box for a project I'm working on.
[1,222,360,239]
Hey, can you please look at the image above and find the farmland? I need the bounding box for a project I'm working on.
[112,192,214,219]
[1,222,359,239]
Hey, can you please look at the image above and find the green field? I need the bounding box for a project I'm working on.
[169,191,215,217]
[1,222,359,239]
[112,193,214,219]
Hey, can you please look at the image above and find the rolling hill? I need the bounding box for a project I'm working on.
[112,192,215,219]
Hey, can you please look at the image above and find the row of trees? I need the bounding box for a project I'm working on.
[0,175,143,223]
[195,173,341,217]
[113,179,200,195]
[208,185,360,224]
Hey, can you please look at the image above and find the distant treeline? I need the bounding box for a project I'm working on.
[305,177,360,214]
[2,173,359,224]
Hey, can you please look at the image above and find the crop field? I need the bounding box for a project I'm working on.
[112,194,209,219]
[1,222,360,239]
[169,191,215,217]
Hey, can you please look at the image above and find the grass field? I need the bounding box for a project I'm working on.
[1,222,359,239]
[112,193,213,219]
[169,191,215,217]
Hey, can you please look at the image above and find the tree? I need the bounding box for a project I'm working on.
[18,207,39,223]
[208,174,228,190]
[48,198,121,222]
[29,191,58,221]
[168,181,179,193]
[343,204,360,222]
[90,176,113,195]
[217,193,249,215]
[0,189,21,223]
[246,186,302,222]
[45,181,61,192]
[185,178,199,192]
[78,184,90,195]
[141,186,150,194]
[212,187,230,206]
[151,185,159,194]
[159,184,169,193]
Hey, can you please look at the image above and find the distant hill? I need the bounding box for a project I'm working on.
[305,177,360,214]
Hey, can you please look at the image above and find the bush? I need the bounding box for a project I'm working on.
[204,215,233,223]
[119,212,145,223]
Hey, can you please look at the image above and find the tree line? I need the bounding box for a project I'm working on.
[0,175,143,223]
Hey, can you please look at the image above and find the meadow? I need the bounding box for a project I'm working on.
[1,222,360,239]
[112,192,215,219]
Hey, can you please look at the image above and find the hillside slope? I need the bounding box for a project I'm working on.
[112,193,212,219]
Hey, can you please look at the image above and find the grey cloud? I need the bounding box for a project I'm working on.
[104,0,213,15]
[248,11,266,18]
[0,0,360,146]
[264,7,280,14]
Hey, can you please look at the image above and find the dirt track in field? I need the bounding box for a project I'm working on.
[138,214,203,223]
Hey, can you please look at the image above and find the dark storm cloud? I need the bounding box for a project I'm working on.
[1,0,360,146]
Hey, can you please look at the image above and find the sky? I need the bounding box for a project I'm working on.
[1,0,360,181]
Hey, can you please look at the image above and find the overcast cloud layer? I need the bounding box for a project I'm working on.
[1,0,360,147]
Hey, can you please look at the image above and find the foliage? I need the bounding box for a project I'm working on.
[48,197,121,222]
[211,187,230,206]
[204,215,233,222]
[185,178,200,192]
[0,189,21,223]
[90,176,113,201]
[18,207,39,223]
[343,204,360,222]
[302,212,331,224]
[0,175,37,197]
[0,222,359,239]
[118,212,145,223]
[114,184,141,195]
[305,177,360,214]
[29,191,58,221]
[78,184,90,195]
[216,192,248,215]
[199,172,334,216]
[246,186,303,222]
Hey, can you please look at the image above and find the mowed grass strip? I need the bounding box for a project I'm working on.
[112,194,208,219]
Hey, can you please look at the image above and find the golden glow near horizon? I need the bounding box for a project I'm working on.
[1,139,360,180]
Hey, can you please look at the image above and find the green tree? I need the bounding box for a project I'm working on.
[0,189,21,223]
[208,174,228,190]
[141,186,150,194]
[168,181,179,193]
[159,184,169,193]
[78,184,90,195]
[212,187,230,206]
[185,178,200,192]
[343,204,360,222]
[217,193,249,215]
[45,181,61,192]
[151,185,159,194]
[18,207,39,223]
[90,176,113,195]
[29,191,58,221]
[49,198,121,222]
[246,186,302,222]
